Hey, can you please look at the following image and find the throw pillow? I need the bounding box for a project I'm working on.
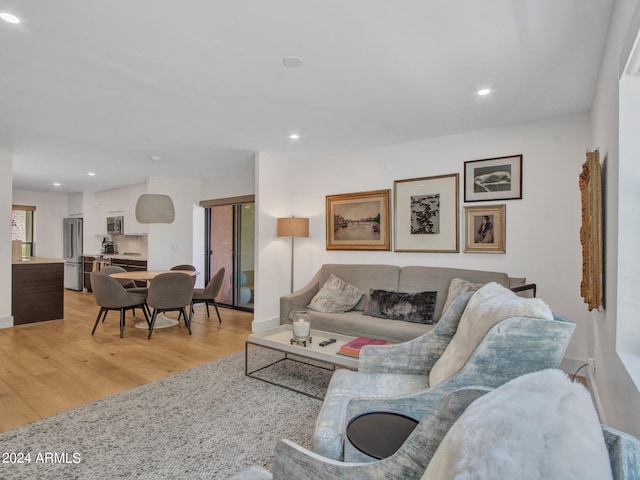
[422,369,613,480]
[307,274,364,313]
[428,282,553,386]
[363,289,437,324]
[441,277,484,315]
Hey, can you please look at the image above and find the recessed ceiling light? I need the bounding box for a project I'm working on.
[0,12,21,24]
[289,133,300,140]
[283,56,303,68]
[52,182,61,187]
[477,88,492,96]
[88,172,96,176]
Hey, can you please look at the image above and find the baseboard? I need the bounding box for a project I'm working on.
[251,317,279,333]
[586,365,606,422]
[0,315,14,329]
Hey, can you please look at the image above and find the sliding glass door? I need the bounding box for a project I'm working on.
[206,202,254,311]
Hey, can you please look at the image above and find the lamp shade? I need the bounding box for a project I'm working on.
[135,194,175,224]
[277,217,309,238]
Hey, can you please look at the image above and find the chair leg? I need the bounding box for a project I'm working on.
[140,304,150,327]
[119,309,126,338]
[92,307,107,335]
[148,310,158,339]
[182,307,192,335]
[205,303,210,317]
[212,300,222,323]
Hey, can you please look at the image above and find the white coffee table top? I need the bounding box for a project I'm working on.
[247,325,359,369]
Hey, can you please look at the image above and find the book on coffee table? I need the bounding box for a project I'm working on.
[338,336,390,358]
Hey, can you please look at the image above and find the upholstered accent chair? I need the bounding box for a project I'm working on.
[229,370,640,480]
[90,270,149,338]
[313,289,576,462]
[192,267,225,322]
[147,272,194,339]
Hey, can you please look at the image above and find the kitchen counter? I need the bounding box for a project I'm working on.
[85,253,147,261]
[12,256,65,264]
[12,259,64,325]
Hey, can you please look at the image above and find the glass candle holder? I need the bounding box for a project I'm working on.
[289,308,312,346]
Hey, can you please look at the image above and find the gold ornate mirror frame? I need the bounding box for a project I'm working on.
[579,150,603,311]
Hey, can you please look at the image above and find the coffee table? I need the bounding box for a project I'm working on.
[245,325,359,399]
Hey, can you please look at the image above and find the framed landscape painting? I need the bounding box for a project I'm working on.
[464,154,522,202]
[394,173,459,252]
[464,204,506,253]
[326,189,391,250]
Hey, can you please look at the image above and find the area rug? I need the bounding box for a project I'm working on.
[0,349,333,479]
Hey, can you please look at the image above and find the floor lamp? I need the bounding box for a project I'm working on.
[277,216,309,293]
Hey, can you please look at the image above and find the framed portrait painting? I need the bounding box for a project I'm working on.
[464,154,522,202]
[326,189,391,250]
[463,204,506,253]
[394,173,459,252]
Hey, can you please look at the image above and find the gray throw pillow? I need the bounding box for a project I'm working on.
[363,289,437,324]
[307,274,364,313]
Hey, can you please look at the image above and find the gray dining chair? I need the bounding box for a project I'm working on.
[147,272,194,339]
[98,265,149,316]
[192,267,225,322]
[90,271,149,338]
[170,264,196,271]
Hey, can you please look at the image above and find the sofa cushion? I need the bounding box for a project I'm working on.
[398,266,510,321]
[423,369,613,480]
[363,289,437,324]
[441,277,484,314]
[307,274,364,313]
[429,282,553,386]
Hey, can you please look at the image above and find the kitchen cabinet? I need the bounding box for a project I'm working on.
[94,184,148,235]
[106,257,148,287]
[12,258,64,324]
[83,256,148,291]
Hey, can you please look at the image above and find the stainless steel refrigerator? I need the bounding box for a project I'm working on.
[63,217,83,290]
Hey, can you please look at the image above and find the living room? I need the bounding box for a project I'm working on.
[1,0,640,476]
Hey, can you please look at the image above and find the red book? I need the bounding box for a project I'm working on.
[339,336,390,358]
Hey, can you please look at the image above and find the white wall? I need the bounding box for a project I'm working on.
[0,151,13,328]
[12,190,70,260]
[589,0,640,437]
[147,177,204,287]
[255,113,590,368]
[200,169,255,199]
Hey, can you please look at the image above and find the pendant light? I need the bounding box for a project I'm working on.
[135,156,176,224]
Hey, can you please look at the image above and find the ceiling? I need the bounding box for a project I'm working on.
[1,0,613,195]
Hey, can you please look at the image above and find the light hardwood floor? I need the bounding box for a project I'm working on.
[0,289,253,433]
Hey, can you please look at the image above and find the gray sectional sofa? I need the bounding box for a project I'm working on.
[280,263,530,343]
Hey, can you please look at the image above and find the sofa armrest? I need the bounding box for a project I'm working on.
[358,292,472,375]
[280,288,317,324]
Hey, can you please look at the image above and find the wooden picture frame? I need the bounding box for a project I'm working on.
[464,154,523,202]
[579,150,603,311]
[464,204,506,253]
[394,173,459,252]
[326,189,391,250]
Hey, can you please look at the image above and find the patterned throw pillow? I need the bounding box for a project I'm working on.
[441,278,484,315]
[363,289,437,324]
[307,274,364,313]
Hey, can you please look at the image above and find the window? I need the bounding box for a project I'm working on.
[11,205,35,257]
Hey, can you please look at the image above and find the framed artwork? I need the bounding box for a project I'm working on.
[326,189,391,250]
[579,150,603,311]
[463,204,506,253]
[394,173,459,252]
[464,154,523,202]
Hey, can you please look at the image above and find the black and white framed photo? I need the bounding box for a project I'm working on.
[394,173,459,252]
[464,154,522,202]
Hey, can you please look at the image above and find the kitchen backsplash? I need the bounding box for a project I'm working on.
[110,234,148,256]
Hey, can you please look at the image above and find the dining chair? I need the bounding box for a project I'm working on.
[170,264,196,271]
[98,265,149,316]
[191,267,225,322]
[147,272,194,339]
[90,271,150,338]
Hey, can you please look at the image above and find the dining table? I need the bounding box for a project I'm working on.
[109,270,199,329]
